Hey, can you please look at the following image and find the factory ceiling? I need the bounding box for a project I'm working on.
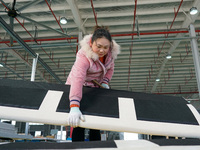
[0,0,200,107]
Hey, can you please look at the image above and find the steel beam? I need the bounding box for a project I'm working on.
[2,36,200,51]
[0,42,77,50]
[0,62,24,80]
[18,0,43,12]
[18,15,70,38]
[66,0,86,34]
[0,16,63,84]
[9,17,14,46]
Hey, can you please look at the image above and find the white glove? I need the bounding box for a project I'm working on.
[68,107,85,127]
[101,83,109,89]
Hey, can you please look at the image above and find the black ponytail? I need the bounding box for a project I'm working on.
[91,26,112,44]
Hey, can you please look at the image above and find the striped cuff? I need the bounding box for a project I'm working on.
[70,99,80,107]
[103,77,109,84]
[70,104,80,108]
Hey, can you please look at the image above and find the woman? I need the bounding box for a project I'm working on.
[66,26,120,141]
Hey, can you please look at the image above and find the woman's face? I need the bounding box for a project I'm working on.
[91,37,111,57]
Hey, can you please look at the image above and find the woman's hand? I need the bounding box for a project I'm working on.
[101,83,110,89]
[68,107,85,127]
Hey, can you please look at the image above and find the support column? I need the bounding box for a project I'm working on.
[189,24,200,98]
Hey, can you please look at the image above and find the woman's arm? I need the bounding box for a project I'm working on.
[69,52,90,107]
[102,61,114,85]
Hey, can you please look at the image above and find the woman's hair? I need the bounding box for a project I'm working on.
[91,26,112,44]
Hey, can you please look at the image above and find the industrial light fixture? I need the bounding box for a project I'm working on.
[156,78,160,82]
[60,17,67,24]
[190,7,198,15]
[166,54,172,59]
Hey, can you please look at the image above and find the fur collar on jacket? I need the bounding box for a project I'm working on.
[79,34,120,61]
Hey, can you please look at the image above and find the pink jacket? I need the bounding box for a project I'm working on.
[66,34,120,106]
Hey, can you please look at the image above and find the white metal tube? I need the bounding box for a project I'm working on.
[31,53,39,82]
[189,24,200,98]
[25,53,39,135]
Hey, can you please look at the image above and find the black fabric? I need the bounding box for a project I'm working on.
[150,139,200,146]
[0,79,199,125]
[57,87,119,118]
[72,127,85,142]
[0,79,119,118]
[72,127,101,142]
[0,141,117,149]
[89,129,101,141]
[57,85,198,124]
[0,79,68,110]
[0,86,46,109]
[134,94,199,125]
